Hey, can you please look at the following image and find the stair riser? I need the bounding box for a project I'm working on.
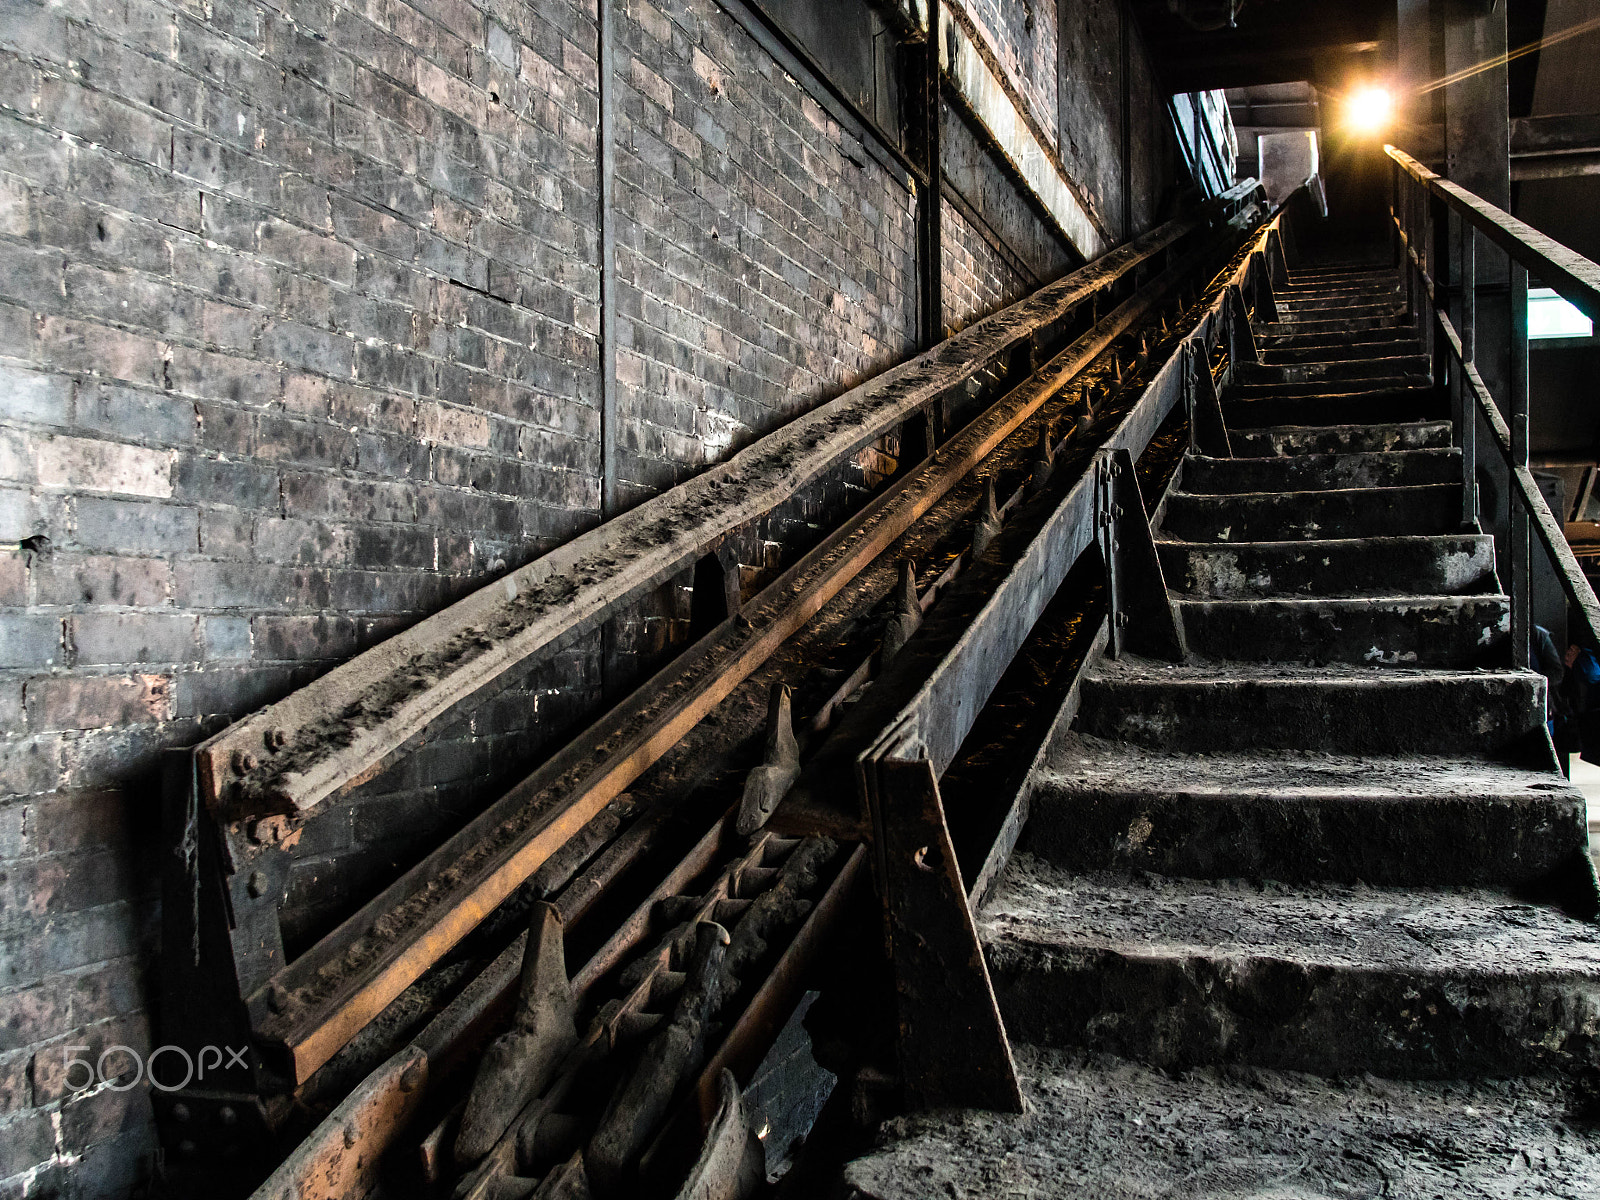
[1260,315,1408,335]
[1021,785,1588,889]
[1236,357,1430,385]
[1183,450,1460,493]
[1277,298,1403,318]
[1288,270,1394,284]
[1279,285,1400,302]
[1274,305,1405,325]
[1228,422,1452,456]
[1225,391,1447,427]
[1229,377,1434,401]
[1256,336,1420,360]
[1262,341,1421,365]
[987,943,1600,1078]
[1159,536,1498,599]
[1162,486,1458,541]
[1178,597,1509,667]
[1076,673,1545,755]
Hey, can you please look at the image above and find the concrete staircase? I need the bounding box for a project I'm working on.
[847,263,1600,1197]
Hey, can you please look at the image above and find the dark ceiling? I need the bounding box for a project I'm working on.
[1131,0,1397,94]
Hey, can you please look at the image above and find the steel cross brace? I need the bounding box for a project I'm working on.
[1184,338,1233,458]
[860,735,1023,1114]
[1098,447,1186,662]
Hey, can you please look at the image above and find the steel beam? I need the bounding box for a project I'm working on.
[864,747,1022,1113]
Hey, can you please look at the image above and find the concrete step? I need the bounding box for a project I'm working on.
[1159,534,1498,599]
[1258,314,1411,336]
[1274,302,1407,324]
[1235,355,1431,386]
[1161,483,1459,541]
[1225,385,1445,427]
[1076,657,1546,756]
[1182,449,1460,493]
[1273,288,1401,305]
[1290,265,1395,281]
[1279,282,1401,302]
[1228,420,1452,456]
[844,1045,1600,1200]
[1177,593,1509,667]
[1262,338,1422,365]
[1229,375,1434,401]
[1280,273,1395,292]
[1257,326,1419,353]
[1023,737,1590,890]
[980,858,1600,1076]
[1277,297,1406,319]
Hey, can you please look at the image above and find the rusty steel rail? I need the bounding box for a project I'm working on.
[195,181,1259,824]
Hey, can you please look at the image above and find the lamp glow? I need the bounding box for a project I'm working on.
[1345,86,1394,134]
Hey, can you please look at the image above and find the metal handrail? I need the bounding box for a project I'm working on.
[1384,143,1600,660]
[1388,146,1600,321]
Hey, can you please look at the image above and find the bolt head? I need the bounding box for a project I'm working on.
[248,870,269,898]
[219,1106,237,1127]
[231,749,257,774]
[172,1103,191,1123]
[267,983,289,1014]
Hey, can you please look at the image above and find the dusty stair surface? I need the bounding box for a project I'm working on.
[846,260,1600,1197]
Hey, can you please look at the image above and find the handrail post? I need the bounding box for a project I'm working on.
[1457,216,1478,531]
[1510,258,1532,669]
[1401,174,1415,322]
[1426,191,1448,382]
[1391,157,1403,272]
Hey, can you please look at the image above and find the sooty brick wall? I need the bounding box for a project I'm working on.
[611,0,918,508]
[0,0,917,1190]
[941,198,1032,333]
[0,0,608,1184]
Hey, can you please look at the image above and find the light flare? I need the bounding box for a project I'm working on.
[1345,86,1394,135]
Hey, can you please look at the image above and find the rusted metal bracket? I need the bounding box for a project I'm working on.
[1246,254,1279,324]
[860,737,1022,1113]
[1266,226,1290,292]
[689,547,742,639]
[1225,282,1259,371]
[1184,338,1232,458]
[155,750,287,1177]
[1099,448,1185,662]
[901,404,940,465]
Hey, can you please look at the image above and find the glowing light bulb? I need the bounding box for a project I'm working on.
[1345,86,1394,135]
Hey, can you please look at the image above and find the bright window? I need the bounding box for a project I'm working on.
[1529,287,1594,340]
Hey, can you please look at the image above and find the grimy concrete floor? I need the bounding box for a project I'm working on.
[846,1043,1600,1200]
